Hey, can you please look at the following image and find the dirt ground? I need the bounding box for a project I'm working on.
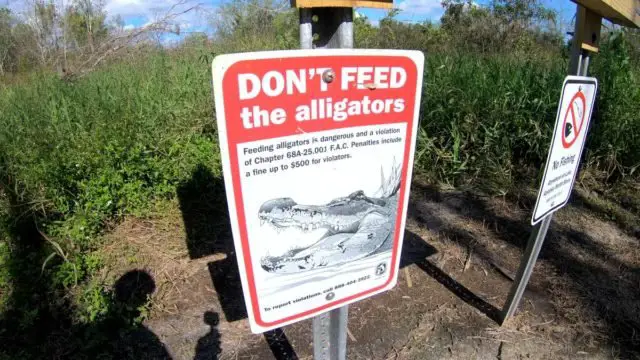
[98,179,640,359]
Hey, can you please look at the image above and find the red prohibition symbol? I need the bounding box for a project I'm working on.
[561,90,586,149]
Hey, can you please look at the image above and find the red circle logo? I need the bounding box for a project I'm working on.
[561,91,586,149]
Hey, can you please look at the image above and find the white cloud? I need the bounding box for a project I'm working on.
[105,0,175,18]
[104,0,214,35]
[397,0,443,17]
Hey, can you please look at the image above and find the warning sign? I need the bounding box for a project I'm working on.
[532,76,597,225]
[212,50,424,333]
[561,90,587,149]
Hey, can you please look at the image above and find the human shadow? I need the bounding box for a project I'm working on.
[81,270,173,360]
[177,164,248,322]
[0,153,174,359]
[194,311,222,360]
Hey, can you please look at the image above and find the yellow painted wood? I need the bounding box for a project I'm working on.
[575,7,603,53]
[291,0,392,8]
[581,43,600,52]
[572,0,639,28]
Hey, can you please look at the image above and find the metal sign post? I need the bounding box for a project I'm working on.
[500,4,599,323]
[300,7,353,359]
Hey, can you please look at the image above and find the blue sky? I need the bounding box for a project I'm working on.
[3,0,579,40]
[358,0,576,27]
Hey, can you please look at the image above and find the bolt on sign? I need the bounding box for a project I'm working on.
[532,76,597,225]
[212,50,424,333]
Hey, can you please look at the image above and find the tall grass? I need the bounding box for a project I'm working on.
[0,50,221,337]
[1,50,219,238]
[417,53,566,191]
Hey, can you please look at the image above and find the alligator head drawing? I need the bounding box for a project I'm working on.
[258,161,401,274]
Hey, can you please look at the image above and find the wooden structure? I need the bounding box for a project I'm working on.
[570,0,639,55]
[573,0,640,28]
[291,0,391,9]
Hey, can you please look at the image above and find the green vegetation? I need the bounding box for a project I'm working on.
[0,0,639,357]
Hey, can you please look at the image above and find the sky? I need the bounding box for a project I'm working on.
[359,0,576,26]
[3,0,579,41]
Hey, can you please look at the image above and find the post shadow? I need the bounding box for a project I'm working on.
[177,164,248,322]
[206,256,248,322]
[400,229,438,268]
[401,229,502,323]
[177,164,234,258]
[264,328,299,360]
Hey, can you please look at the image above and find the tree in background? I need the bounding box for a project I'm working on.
[440,0,562,54]
[64,0,108,54]
[0,0,196,78]
[32,1,61,64]
[0,8,16,76]
[211,0,296,52]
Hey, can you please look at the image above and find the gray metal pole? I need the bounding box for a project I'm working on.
[300,6,353,360]
[300,9,313,50]
[501,216,552,321]
[500,4,592,324]
[313,306,348,360]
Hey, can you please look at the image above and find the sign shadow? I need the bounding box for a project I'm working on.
[177,164,249,322]
[264,328,300,360]
[178,164,299,357]
[401,229,502,323]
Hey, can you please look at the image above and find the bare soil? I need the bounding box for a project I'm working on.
[98,179,640,359]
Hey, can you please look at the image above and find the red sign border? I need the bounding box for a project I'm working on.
[212,50,425,332]
[561,90,587,149]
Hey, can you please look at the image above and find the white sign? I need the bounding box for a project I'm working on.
[212,49,425,333]
[532,76,597,225]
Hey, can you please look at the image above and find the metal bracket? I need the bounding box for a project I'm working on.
[300,8,353,49]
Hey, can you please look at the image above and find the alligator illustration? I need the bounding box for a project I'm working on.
[258,161,401,274]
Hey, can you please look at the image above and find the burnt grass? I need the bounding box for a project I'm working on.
[1,171,639,359]
[407,180,640,357]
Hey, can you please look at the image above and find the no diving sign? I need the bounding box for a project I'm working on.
[212,50,424,332]
[532,76,597,225]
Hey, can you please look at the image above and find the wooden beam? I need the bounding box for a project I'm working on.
[578,6,603,52]
[572,0,640,28]
[570,7,603,72]
[291,0,393,8]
